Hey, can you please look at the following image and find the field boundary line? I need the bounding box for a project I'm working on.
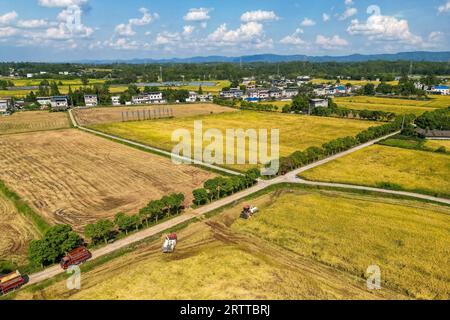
[68,109,243,177]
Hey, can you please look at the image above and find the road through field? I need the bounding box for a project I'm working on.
[22,117,450,289]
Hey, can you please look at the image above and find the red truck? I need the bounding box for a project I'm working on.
[0,271,26,295]
[60,246,92,270]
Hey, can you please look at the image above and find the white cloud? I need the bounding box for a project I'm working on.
[323,13,330,22]
[0,26,18,38]
[107,37,139,50]
[184,8,211,22]
[301,18,316,26]
[0,11,18,25]
[115,8,158,36]
[280,28,306,45]
[155,31,181,45]
[38,0,88,8]
[428,31,445,42]
[438,1,450,13]
[316,34,349,49]
[241,10,279,22]
[340,7,357,20]
[345,0,354,5]
[347,11,422,45]
[208,22,264,43]
[17,19,49,28]
[182,25,195,36]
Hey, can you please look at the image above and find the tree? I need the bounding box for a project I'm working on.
[204,178,219,200]
[81,74,89,86]
[363,83,376,95]
[28,240,50,268]
[96,219,114,244]
[115,212,136,235]
[28,224,82,267]
[171,193,185,213]
[198,85,203,94]
[193,188,209,205]
[147,200,165,223]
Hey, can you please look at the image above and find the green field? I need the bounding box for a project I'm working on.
[300,144,450,198]
[13,187,450,300]
[89,111,379,171]
[334,96,450,115]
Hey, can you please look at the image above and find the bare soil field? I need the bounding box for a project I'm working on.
[0,111,70,135]
[0,192,40,264]
[0,129,215,232]
[73,103,237,126]
[16,187,450,300]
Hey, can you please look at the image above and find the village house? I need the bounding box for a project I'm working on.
[430,85,449,95]
[132,92,166,105]
[36,97,52,106]
[84,94,98,107]
[186,91,198,103]
[111,96,121,106]
[0,97,13,115]
[198,93,213,102]
[282,88,299,99]
[309,98,329,109]
[50,96,69,111]
[219,88,244,99]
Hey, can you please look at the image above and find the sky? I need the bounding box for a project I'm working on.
[0,0,449,61]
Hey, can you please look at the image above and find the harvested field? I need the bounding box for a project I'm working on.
[0,191,40,265]
[90,111,378,171]
[0,129,215,232]
[300,145,450,198]
[73,103,236,126]
[15,187,450,300]
[0,111,70,135]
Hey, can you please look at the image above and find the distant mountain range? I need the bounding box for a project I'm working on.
[76,51,450,64]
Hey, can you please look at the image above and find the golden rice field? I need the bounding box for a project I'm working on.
[14,187,450,300]
[311,79,399,86]
[90,111,378,171]
[1,78,106,87]
[0,191,40,265]
[300,145,450,198]
[0,111,70,135]
[426,139,450,150]
[334,95,450,115]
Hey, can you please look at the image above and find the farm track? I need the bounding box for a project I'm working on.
[22,114,450,288]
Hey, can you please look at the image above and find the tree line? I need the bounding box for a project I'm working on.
[414,107,450,131]
[269,115,413,176]
[192,169,260,205]
[28,192,185,267]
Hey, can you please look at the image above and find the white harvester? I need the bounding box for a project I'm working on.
[162,233,177,253]
[240,205,259,219]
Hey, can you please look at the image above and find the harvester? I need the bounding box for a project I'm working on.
[240,205,259,219]
[162,233,177,253]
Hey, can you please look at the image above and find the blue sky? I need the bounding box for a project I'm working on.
[0,0,449,61]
